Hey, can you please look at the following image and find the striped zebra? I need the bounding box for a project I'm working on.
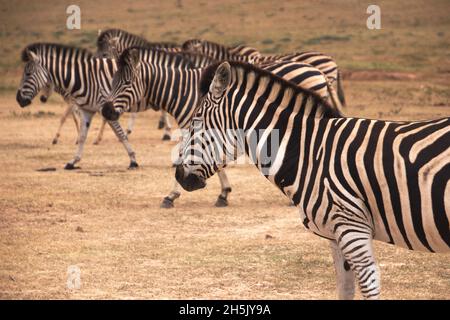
[97,28,181,59]
[182,39,345,110]
[37,53,136,146]
[254,51,346,109]
[175,61,450,299]
[16,43,139,169]
[101,48,340,208]
[97,28,182,139]
[182,39,260,62]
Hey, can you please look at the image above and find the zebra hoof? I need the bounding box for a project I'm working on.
[93,140,100,145]
[126,130,132,135]
[128,161,139,170]
[160,197,174,209]
[288,201,296,207]
[162,134,171,141]
[64,163,80,170]
[158,121,165,129]
[52,139,58,145]
[215,196,228,207]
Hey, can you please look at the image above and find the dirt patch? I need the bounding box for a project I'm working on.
[342,70,418,81]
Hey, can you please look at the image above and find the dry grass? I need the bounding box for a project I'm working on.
[1,78,449,299]
[0,0,449,300]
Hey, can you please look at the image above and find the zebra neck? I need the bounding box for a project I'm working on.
[225,82,333,204]
[144,65,202,128]
[243,114,329,205]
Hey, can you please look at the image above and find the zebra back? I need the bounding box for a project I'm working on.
[255,51,338,82]
[260,61,330,100]
[97,29,181,59]
[177,51,218,68]
[182,39,260,62]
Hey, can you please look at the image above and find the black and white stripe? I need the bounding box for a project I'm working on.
[16,43,138,169]
[255,51,346,108]
[102,48,341,207]
[182,39,260,62]
[182,39,345,109]
[97,28,184,140]
[176,61,450,299]
[97,28,181,59]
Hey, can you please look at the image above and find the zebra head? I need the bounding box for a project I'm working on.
[102,48,144,121]
[97,36,120,59]
[176,61,242,192]
[181,39,203,52]
[17,49,50,108]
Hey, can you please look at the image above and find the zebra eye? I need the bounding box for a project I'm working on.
[123,79,132,86]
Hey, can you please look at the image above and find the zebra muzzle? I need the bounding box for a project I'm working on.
[101,102,120,121]
[16,91,31,108]
[175,164,206,192]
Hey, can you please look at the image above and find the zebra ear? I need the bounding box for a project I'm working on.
[26,50,39,62]
[209,62,231,97]
[128,48,141,70]
[108,37,119,48]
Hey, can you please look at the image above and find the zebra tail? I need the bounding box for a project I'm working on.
[337,70,346,107]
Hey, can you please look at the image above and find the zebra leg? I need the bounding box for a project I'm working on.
[161,111,171,141]
[334,223,380,299]
[329,240,355,300]
[215,169,232,207]
[52,104,75,145]
[71,107,81,144]
[107,120,138,169]
[126,112,137,135]
[161,177,182,208]
[64,109,95,170]
[93,118,107,145]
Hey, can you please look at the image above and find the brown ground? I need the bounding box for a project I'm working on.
[0,0,449,300]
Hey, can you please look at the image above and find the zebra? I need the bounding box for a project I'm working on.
[97,28,182,140]
[16,43,139,169]
[182,39,345,110]
[38,55,136,146]
[254,51,346,109]
[101,48,341,208]
[175,61,450,299]
[97,28,181,59]
[182,39,260,62]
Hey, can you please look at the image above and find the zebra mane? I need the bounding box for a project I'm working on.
[200,61,342,118]
[118,46,194,69]
[182,38,255,55]
[97,29,135,45]
[21,43,94,62]
[181,38,201,50]
[177,51,218,66]
[97,28,178,48]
